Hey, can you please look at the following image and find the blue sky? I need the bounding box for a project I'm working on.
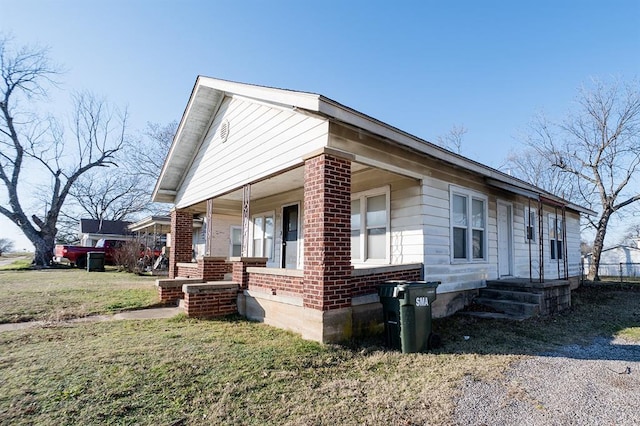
[1,0,639,250]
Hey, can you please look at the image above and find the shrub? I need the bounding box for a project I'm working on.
[112,240,144,273]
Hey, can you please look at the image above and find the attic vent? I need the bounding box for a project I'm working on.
[220,120,230,142]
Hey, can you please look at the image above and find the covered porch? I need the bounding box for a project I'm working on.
[159,150,425,342]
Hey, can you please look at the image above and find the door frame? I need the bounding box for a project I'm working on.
[280,202,301,269]
[497,200,514,277]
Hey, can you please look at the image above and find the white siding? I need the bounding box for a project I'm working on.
[421,176,497,292]
[390,180,424,264]
[511,202,541,278]
[175,96,328,208]
[351,168,423,266]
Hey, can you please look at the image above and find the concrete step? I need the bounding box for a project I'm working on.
[485,280,542,292]
[479,288,542,305]
[473,297,540,317]
[458,311,529,321]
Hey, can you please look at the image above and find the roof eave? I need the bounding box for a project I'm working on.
[316,97,595,216]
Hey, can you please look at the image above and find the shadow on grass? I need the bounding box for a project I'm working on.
[343,285,640,362]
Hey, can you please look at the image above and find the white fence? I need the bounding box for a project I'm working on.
[582,261,640,279]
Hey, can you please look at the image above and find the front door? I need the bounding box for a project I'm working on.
[497,202,513,277]
[281,204,299,269]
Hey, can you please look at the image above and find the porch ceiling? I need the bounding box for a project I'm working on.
[188,162,371,214]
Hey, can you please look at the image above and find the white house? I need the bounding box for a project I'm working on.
[583,242,640,278]
[152,77,594,343]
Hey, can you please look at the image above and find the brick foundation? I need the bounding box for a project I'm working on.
[351,266,423,297]
[182,282,239,318]
[303,154,352,311]
[247,270,304,297]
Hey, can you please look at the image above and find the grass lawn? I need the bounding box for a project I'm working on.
[0,273,638,425]
[0,267,159,323]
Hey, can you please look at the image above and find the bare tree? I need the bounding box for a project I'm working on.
[511,78,640,281]
[57,120,177,236]
[435,123,467,154]
[65,171,150,221]
[502,141,578,199]
[0,238,14,256]
[127,120,177,181]
[0,36,128,266]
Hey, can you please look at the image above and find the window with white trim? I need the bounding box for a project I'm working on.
[451,188,487,261]
[252,213,274,261]
[526,208,537,242]
[351,187,390,263]
[549,215,563,260]
[230,226,242,257]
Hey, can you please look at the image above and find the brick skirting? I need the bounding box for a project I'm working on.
[351,265,423,297]
[182,282,239,318]
[247,270,304,297]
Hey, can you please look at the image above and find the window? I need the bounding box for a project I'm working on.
[252,213,274,261]
[549,215,563,260]
[230,226,242,257]
[351,187,390,262]
[451,188,487,261]
[526,208,537,242]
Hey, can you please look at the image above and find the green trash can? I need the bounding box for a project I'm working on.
[87,251,105,272]
[378,280,439,353]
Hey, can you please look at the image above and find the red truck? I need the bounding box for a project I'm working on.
[54,239,129,269]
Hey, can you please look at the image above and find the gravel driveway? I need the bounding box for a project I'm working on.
[454,337,640,425]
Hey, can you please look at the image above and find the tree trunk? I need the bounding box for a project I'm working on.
[16,217,56,267]
[33,236,55,267]
[587,210,612,281]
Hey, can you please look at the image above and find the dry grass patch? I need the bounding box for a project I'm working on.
[0,268,158,323]
[0,316,519,426]
[0,282,637,425]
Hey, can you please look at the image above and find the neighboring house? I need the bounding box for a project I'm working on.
[129,215,242,259]
[79,219,132,247]
[583,243,640,278]
[152,77,594,343]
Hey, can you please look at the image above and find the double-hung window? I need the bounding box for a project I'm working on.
[526,208,537,242]
[451,188,487,262]
[351,187,390,263]
[549,215,563,260]
[252,213,274,261]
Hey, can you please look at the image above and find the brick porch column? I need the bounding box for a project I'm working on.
[303,153,352,311]
[169,209,193,279]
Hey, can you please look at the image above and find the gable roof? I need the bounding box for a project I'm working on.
[153,76,595,215]
[80,219,132,236]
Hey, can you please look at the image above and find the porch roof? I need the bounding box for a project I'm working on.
[153,76,594,216]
